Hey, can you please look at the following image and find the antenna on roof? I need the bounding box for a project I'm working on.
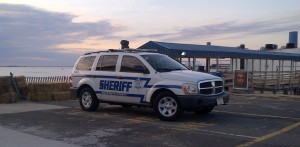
[120,40,129,49]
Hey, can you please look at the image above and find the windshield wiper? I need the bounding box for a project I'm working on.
[155,68,173,72]
[171,68,186,71]
[156,68,186,72]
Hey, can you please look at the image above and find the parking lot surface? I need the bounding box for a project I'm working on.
[0,96,299,147]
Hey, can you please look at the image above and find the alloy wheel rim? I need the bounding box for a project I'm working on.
[82,92,92,108]
[158,97,177,117]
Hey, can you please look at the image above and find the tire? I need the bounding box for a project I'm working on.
[79,87,99,111]
[194,107,214,115]
[153,91,183,121]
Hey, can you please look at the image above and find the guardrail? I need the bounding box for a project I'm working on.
[26,76,69,84]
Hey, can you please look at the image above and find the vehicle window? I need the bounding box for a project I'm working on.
[141,54,187,72]
[120,56,148,73]
[75,56,96,70]
[96,55,118,71]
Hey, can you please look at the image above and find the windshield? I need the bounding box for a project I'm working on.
[141,54,188,72]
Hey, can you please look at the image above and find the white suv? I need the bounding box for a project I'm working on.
[70,49,229,121]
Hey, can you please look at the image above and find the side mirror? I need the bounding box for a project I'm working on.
[134,65,150,74]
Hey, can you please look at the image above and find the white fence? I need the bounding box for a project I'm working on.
[26,76,70,84]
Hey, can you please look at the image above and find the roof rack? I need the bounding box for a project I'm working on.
[108,49,157,52]
[84,48,157,55]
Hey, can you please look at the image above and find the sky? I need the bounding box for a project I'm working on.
[0,0,299,66]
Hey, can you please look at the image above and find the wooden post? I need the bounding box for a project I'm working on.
[252,59,254,72]
[216,57,219,72]
[235,58,238,70]
[289,60,293,95]
[193,57,196,71]
[277,60,281,94]
[188,58,191,69]
[259,59,262,79]
[206,58,210,72]
[282,60,284,80]
[262,59,268,94]
[231,58,234,72]
[10,72,22,101]
[295,61,297,77]
[245,59,248,71]
[251,59,254,88]
[271,60,274,79]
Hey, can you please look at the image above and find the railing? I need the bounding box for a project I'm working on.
[222,70,300,94]
[26,76,70,84]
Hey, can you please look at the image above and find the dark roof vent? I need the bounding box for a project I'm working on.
[239,44,245,49]
[120,40,129,49]
[265,44,278,50]
[286,43,295,48]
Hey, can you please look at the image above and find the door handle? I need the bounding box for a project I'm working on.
[117,76,124,79]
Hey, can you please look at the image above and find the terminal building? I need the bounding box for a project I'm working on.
[138,31,300,94]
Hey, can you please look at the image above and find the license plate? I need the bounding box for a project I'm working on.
[217,97,224,105]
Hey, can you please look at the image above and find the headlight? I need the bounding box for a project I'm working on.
[182,83,198,95]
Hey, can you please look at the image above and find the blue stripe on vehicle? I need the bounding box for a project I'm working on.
[77,75,153,88]
[75,75,181,89]
[95,91,145,103]
[153,85,182,89]
[140,78,152,88]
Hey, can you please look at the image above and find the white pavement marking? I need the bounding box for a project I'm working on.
[0,126,79,147]
[0,102,69,114]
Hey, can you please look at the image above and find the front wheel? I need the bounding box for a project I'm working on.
[79,87,99,111]
[154,91,183,121]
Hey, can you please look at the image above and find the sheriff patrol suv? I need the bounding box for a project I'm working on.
[70,49,229,121]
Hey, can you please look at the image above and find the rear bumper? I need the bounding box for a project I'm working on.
[177,92,229,110]
[70,87,78,98]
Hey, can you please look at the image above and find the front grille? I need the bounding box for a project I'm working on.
[198,80,224,95]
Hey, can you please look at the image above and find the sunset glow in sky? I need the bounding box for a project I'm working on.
[0,0,299,66]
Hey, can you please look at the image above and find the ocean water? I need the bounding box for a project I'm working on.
[0,67,73,77]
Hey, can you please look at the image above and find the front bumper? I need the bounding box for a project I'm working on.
[177,92,229,110]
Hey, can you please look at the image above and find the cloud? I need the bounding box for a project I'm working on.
[136,13,300,42]
[0,4,122,66]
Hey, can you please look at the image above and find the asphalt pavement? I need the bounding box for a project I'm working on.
[0,95,299,147]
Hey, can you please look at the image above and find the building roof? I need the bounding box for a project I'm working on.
[138,41,300,61]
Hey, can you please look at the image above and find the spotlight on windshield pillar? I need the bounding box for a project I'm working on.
[120,40,129,49]
[181,52,186,56]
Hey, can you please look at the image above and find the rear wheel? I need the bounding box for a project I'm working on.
[154,91,183,121]
[194,107,214,114]
[79,87,99,111]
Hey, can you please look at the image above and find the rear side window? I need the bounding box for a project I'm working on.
[96,55,118,71]
[76,56,96,70]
